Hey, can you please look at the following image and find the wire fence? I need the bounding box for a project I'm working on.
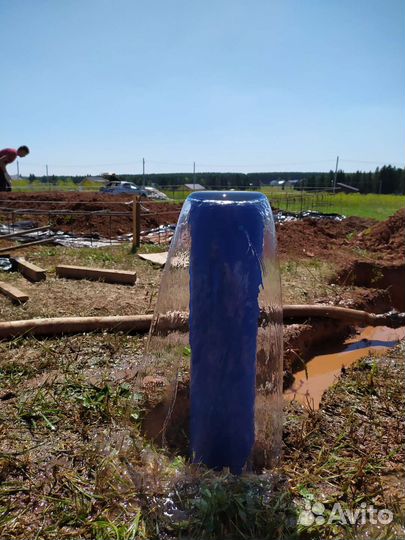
[0,198,180,247]
[2,188,401,249]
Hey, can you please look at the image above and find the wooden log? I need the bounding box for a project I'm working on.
[0,237,55,254]
[11,257,46,282]
[0,225,49,240]
[56,265,137,285]
[0,282,29,304]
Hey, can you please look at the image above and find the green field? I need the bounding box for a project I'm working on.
[11,179,99,192]
[266,191,404,221]
[161,188,404,221]
[8,181,405,221]
[319,192,404,220]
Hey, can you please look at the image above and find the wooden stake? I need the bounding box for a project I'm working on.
[132,196,141,250]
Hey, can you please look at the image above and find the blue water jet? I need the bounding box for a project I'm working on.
[189,192,267,474]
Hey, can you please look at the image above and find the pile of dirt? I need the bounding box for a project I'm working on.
[0,192,182,237]
[355,208,405,261]
[276,216,375,260]
[2,193,401,265]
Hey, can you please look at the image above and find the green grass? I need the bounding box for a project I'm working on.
[265,190,404,220]
[163,188,404,220]
[0,330,403,539]
[10,179,99,192]
[8,181,404,220]
[312,192,404,220]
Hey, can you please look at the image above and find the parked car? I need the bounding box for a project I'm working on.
[143,186,169,200]
[100,181,147,196]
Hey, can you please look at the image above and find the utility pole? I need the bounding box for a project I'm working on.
[333,155,339,194]
[16,160,20,178]
[46,164,49,191]
[142,158,145,188]
[193,161,196,190]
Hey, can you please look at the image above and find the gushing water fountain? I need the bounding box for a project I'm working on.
[146,191,283,473]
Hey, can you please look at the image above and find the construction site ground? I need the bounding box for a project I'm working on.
[0,192,181,236]
[0,198,404,539]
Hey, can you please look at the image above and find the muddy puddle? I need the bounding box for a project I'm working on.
[284,325,405,408]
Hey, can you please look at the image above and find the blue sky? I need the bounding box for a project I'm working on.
[1,0,404,176]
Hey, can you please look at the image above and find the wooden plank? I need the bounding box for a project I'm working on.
[11,257,46,282]
[138,252,168,267]
[0,281,29,304]
[0,237,55,254]
[132,196,141,250]
[0,226,49,240]
[56,265,137,285]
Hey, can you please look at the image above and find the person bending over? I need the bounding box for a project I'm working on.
[0,145,30,191]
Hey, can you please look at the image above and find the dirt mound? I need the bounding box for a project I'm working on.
[4,192,400,264]
[276,216,375,260]
[356,208,405,261]
[0,192,182,237]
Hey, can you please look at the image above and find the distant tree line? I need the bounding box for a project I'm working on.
[27,165,405,194]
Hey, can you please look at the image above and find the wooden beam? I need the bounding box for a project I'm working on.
[0,225,49,240]
[0,281,29,304]
[11,257,46,282]
[0,237,55,254]
[56,265,137,285]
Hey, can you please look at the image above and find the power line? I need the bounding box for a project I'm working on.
[22,156,404,177]
[26,160,143,168]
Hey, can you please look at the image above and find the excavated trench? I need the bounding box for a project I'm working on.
[335,260,405,311]
[142,267,404,453]
[284,325,405,408]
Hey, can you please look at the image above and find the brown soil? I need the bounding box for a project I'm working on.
[334,260,405,311]
[2,192,402,266]
[355,208,405,261]
[0,198,404,537]
[142,284,398,452]
[276,216,375,261]
[0,192,182,237]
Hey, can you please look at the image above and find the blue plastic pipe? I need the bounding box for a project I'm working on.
[189,192,265,474]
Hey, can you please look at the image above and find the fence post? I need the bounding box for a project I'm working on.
[132,196,141,250]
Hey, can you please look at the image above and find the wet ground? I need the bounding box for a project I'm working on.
[284,325,405,408]
[0,202,404,539]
